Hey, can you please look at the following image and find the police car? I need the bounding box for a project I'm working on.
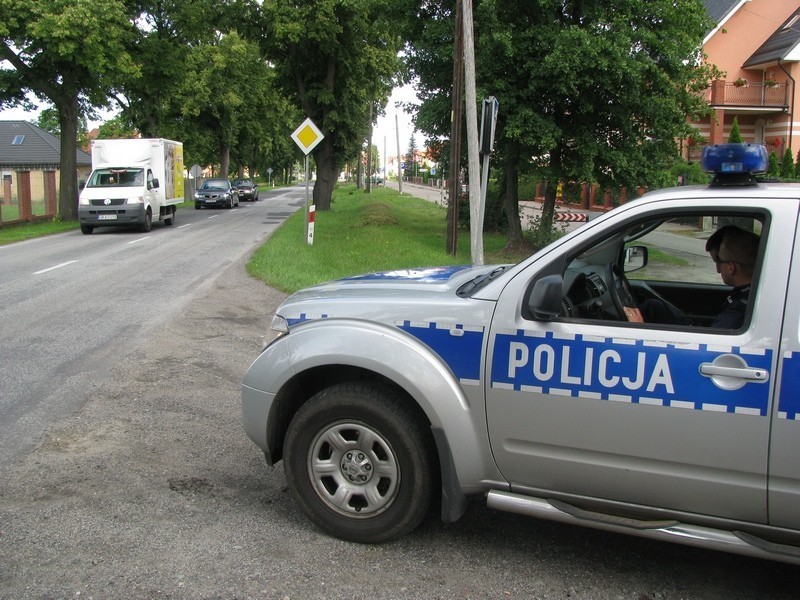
[242,143,800,564]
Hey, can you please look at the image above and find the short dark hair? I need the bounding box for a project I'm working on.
[719,227,759,268]
[706,224,742,253]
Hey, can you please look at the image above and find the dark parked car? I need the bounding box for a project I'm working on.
[232,178,259,201]
[195,179,239,209]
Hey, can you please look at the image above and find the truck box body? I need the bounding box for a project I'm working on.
[78,138,184,234]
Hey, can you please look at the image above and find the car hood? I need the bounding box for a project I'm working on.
[277,264,509,327]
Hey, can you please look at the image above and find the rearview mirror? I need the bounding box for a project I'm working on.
[624,245,648,272]
[527,274,564,320]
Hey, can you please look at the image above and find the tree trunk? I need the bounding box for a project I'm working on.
[540,184,556,233]
[312,137,336,210]
[57,96,80,221]
[503,148,523,248]
[539,145,561,234]
[220,140,231,178]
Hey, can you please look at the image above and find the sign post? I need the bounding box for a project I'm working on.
[291,118,325,245]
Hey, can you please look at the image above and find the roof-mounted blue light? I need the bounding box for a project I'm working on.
[700,143,768,186]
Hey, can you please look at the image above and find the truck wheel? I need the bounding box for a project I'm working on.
[140,208,152,232]
[80,224,93,235]
[164,207,175,226]
[284,382,435,543]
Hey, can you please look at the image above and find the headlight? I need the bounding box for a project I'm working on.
[261,314,289,351]
[126,196,145,204]
[79,196,90,205]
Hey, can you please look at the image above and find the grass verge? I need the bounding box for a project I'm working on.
[0,219,80,245]
[247,184,533,293]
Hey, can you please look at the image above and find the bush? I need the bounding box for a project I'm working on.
[781,148,795,179]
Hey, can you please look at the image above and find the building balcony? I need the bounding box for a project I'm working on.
[703,80,789,113]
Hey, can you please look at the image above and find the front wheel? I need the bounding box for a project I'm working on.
[284,382,436,543]
[140,208,152,232]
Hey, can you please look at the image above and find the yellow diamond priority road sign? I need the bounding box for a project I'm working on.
[291,118,324,155]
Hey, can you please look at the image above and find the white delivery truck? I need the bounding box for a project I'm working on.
[78,138,184,234]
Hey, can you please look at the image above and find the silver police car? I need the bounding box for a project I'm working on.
[243,144,800,564]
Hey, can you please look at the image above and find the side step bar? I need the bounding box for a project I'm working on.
[486,490,800,565]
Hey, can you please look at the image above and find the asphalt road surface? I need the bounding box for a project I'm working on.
[0,184,797,599]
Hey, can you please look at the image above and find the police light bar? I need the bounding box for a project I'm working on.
[701,143,768,180]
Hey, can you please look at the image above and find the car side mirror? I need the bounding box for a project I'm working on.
[623,245,648,272]
[151,178,160,190]
[527,274,564,320]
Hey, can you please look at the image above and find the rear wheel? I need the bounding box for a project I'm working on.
[284,382,435,543]
[164,206,175,226]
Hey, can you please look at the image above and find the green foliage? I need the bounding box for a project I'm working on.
[768,152,780,177]
[263,0,404,209]
[1,0,138,218]
[246,184,519,293]
[781,148,794,179]
[728,117,743,143]
[670,158,709,185]
[0,219,80,245]
[97,115,138,139]
[404,0,715,238]
[796,150,800,178]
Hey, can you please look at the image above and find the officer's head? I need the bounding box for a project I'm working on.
[715,227,759,286]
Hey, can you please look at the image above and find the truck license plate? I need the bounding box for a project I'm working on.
[98,214,117,220]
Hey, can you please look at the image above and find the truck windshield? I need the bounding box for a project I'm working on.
[87,168,144,187]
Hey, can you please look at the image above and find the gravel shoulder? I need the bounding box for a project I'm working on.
[1,259,798,600]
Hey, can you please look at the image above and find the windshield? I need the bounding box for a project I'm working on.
[87,168,144,187]
[201,179,230,190]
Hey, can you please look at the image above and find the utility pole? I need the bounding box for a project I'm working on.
[446,0,464,256]
[366,103,373,193]
[463,0,483,264]
[396,112,403,194]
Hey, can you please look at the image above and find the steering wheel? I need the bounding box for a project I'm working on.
[606,263,643,322]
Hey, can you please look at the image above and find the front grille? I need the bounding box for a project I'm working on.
[90,198,126,206]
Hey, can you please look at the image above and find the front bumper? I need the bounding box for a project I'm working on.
[195,195,233,207]
[78,204,147,226]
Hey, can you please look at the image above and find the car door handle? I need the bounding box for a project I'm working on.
[699,363,768,381]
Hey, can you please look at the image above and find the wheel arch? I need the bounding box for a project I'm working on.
[245,319,499,521]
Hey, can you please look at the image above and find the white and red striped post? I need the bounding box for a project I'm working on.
[307,204,315,245]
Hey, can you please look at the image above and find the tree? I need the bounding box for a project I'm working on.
[97,115,138,140]
[729,116,744,143]
[0,0,137,219]
[262,0,402,210]
[403,0,715,242]
[36,107,90,149]
[407,133,420,178]
[177,31,273,177]
[781,147,794,180]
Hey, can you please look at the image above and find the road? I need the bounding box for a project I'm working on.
[0,185,305,468]
[0,183,797,599]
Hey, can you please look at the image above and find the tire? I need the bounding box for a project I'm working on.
[164,207,175,226]
[80,224,93,235]
[284,382,435,543]
[140,208,152,232]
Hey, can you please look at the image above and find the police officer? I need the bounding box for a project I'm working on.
[709,226,759,329]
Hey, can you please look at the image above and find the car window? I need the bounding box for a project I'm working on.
[202,180,228,190]
[557,211,765,331]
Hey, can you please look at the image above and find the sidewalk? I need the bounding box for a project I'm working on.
[383,180,592,232]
